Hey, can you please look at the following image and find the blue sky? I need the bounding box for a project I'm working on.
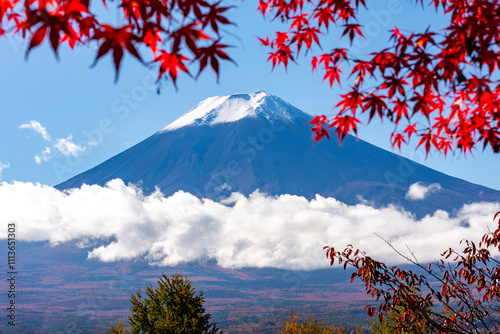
[0,0,498,191]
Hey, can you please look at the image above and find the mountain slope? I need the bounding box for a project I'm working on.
[57,91,500,217]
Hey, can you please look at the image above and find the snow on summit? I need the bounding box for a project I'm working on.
[162,90,311,131]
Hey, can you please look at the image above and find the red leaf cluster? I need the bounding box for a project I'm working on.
[2,0,234,84]
[259,0,500,156]
[324,211,500,333]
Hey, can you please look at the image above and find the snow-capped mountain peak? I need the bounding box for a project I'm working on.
[58,91,500,218]
[162,90,311,131]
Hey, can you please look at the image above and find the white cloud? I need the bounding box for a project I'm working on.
[19,120,51,141]
[406,182,442,200]
[19,119,87,162]
[0,161,9,180]
[0,179,497,270]
[0,161,9,173]
[54,135,86,156]
[34,147,51,164]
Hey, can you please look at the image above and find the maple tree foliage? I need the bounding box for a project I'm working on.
[4,0,500,154]
[0,0,233,84]
[256,2,500,329]
[324,212,500,333]
[258,0,500,155]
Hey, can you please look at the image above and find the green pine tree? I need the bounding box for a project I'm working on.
[110,273,222,334]
[110,318,129,334]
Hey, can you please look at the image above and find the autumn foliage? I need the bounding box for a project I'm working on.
[4,0,500,154]
[324,212,500,333]
[6,0,500,331]
[1,0,233,84]
[256,1,500,331]
[259,0,500,155]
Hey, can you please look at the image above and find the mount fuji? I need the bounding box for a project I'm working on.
[57,91,500,217]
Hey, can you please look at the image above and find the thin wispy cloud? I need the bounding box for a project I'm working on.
[20,120,87,162]
[406,182,442,200]
[0,161,10,173]
[0,161,10,180]
[54,135,86,156]
[19,120,51,141]
[34,147,51,164]
[0,179,497,270]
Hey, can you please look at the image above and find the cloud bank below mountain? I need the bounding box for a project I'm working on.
[1,179,498,270]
